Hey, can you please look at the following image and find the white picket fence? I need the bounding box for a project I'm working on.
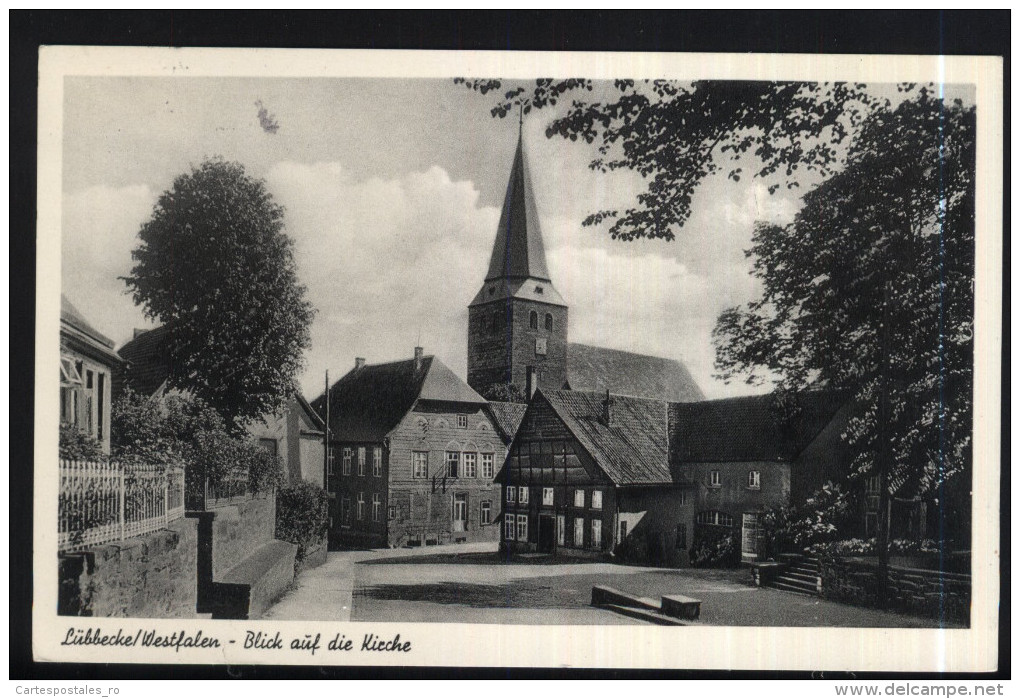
[58,460,186,553]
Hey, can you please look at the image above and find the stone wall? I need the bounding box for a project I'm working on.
[209,495,276,578]
[819,556,970,626]
[58,518,198,618]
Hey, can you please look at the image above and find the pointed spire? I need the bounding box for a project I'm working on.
[484,129,552,282]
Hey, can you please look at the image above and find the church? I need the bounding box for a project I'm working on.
[466,133,704,404]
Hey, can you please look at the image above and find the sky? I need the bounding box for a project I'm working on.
[61,76,864,401]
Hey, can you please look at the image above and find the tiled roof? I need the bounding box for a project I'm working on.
[485,134,551,282]
[484,401,527,443]
[116,325,174,397]
[60,294,122,365]
[670,390,847,463]
[540,389,672,487]
[566,342,704,403]
[312,355,486,443]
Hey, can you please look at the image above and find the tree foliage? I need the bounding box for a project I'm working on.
[455,77,878,240]
[111,389,284,493]
[713,90,975,502]
[477,382,528,403]
[122,158,315,427]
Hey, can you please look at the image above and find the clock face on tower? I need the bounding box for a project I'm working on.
[535,338,547,356]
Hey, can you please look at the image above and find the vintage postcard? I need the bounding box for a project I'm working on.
[34,46,1002,671]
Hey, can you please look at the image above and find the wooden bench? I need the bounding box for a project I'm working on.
[661,594,701,620]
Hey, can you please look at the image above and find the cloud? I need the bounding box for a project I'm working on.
[62,159,780,404]
[61,184,157,345]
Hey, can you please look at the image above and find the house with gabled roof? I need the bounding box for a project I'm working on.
[60,295,123,453]
[496,387,852,565]
[312,347,508,548]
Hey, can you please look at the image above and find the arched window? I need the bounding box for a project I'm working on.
[545,313,553,331]
[529,311,538,329]
[695,511,734,527]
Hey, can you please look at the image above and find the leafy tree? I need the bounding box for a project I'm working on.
[111,390,283,495]
[455,78,879,241]
[122,158,315,428]
[712,91,974,596]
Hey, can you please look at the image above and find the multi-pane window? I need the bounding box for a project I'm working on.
[457,414,468,429]
[505,515,515,540]
[695,511,734,527]
[573,489,585,508]
[506,486,516,504]
[446,451,460,478]
[412,451,428,479]
[480,500,492,525]
[327,450,335,476]
[373,447,382,477]
[341,496,351,524]
[388,505,396,520]
[542,488,554,506]
[574,517,585,547]
[709,470,721,487]
[372,493,382,521]
[480,453,494,480]
[518,486,529,504]
[463,452,477,478]
[516,514,528,541]
[591,520,602,549]
[591,490,603,510]
[356,493,365,520]
[747,470,761,489]
[358,447,366,476]
[342,448,352,475]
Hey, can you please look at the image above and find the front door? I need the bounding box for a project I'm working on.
[538,515,555,552]
[453,494,467,532]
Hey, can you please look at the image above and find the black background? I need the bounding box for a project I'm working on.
[10,9,1010,681]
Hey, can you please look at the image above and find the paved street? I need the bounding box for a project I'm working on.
[264,543,956,627]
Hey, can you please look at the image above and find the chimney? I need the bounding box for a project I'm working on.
[414,346,424,371]
[526,366,538,399]
[133,328,148,339]
[602,389,615,426]
[354,357,366,370]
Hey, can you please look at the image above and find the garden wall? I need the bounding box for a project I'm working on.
[58,518,198,618]
[819,556,970,625]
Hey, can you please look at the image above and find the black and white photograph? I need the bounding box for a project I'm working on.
[32,45,1002,671]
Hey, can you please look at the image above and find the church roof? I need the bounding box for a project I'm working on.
[566,342,704,403]
[312,355,486,443]
[539,389,673,487]
[484,135,552,283]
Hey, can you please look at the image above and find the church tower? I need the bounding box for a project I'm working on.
[467,131,568,399]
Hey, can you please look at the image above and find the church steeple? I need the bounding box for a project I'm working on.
[467,130,569,399]
[484,133,552,282]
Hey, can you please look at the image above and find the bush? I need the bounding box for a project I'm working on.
[759,481,857,558]
[276,481,329,565]
[112,389,283,497]
[59,424,106,461]
[689,530,740,568]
